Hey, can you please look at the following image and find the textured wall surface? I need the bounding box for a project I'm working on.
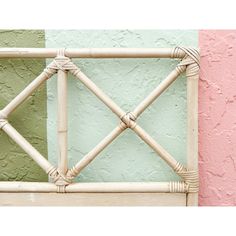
[2,30,236,205]
[0,30,48,181]
[46,30,197,182]
[199,30,236,205]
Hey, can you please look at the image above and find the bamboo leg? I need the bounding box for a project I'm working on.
[68,125,125,178]
[133,66,186,118]
[186,71,199,206]
[57,70,68,175]
[2,122,55,175]
[1,71,49,117]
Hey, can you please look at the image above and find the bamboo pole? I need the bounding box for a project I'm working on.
[2,122,55,175]
[66,182,178,193]
[0,48,186,58]
[0,181,186,193]
[132,66,186,118]
[186,68,199,206]
[57,70,68,175]
[133,124,180,171]
[1,71,49,117]
[0,182,57,192]
[68,125,124,177]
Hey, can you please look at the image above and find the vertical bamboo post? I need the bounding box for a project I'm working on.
[186,63,199,206]
[57,69,68,176]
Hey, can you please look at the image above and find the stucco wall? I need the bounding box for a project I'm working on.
[45,30,197,182]
[0,30,48,181]
[199,30,236,205]
[2,30,236,205]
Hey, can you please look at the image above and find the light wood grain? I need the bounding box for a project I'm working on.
[0,193,186,206]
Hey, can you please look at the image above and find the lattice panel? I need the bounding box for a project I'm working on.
[0,47,199,205]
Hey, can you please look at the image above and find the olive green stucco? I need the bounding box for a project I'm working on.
[0,30,48,181]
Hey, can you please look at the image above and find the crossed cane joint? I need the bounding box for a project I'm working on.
[0,47,199,193]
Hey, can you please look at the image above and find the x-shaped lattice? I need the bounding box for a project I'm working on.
[0,47,199,193]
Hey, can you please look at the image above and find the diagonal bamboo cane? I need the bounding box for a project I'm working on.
[132,65,186,118]
[1,121,57,176]
[70,65,126,119]
[1,64,57,118]
[132,124,182,173]
[66,62,187,179]
[67,124,126,179]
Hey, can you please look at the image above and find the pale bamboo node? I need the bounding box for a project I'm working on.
[0,48,187,58]
[0,182,187,193]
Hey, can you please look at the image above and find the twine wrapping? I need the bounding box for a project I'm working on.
[120,112,137,129]
[47,166,72,189]
[173,46,200,77]
[174,162,199,193]
[0,119,8,129]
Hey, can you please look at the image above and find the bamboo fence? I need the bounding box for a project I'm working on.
[0,47,199,205]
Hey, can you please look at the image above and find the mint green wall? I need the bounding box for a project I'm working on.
[45,30,197,182]
[0,30,48,181]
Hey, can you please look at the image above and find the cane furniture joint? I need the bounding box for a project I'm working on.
[0,47,199,206]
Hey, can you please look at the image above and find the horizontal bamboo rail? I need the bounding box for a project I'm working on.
[0,48,186,58]
[0,182,187,193]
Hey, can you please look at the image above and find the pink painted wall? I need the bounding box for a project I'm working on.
[199,30,236,206]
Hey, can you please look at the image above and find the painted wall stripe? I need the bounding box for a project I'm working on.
[199,30,236,206]
[0,30,48,182]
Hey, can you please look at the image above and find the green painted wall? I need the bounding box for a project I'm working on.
[46,30,197,182]
[0,30,48,181]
